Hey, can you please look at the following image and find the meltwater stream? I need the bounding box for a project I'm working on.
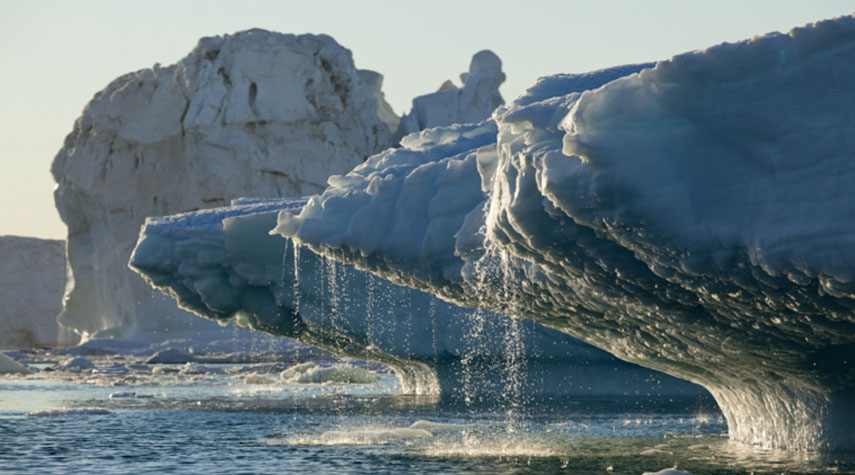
[2,348,854,474]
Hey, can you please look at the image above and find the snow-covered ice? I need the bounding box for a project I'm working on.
[273,15,855,451]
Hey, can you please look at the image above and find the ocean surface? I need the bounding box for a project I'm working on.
[1,349,853,475]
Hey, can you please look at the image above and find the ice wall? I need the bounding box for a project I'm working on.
[0,236,67,348]
[393,50,506,143]
[130,197,704,398]
[274,16,855,451]
[51,30,393,340]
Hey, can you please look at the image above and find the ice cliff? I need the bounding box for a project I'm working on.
[130,197,704,398]
[393,50,505,143]
[273,16,855,451]
[0,236,67,348]
[51,30,394,339]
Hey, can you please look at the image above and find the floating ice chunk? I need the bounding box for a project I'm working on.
[321,428,433,441]
[151,366,180,375]
[642,469,692,475]
[145,348,196,364]
[108,391,137,399]
[409,420,469,430]
[0,353,30,374]
[280,362,380,384]
[243,373,277,385]
[61,357,95,371]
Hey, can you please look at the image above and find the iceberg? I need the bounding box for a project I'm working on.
[131,196,705,398]
[273,16,855,451]
[393,50,506,143]
[51,29,394,340]
[0,236,67,348]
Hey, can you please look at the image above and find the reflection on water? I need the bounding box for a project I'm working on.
[1,353,854,474]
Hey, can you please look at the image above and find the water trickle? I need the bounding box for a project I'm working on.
[365,274,377,343]
[326,255,342,332]
[291,239,302,317]
[497,247,527,434]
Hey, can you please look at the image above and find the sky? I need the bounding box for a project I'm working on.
[1,1,852,240]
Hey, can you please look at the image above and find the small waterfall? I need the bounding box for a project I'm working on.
[365,273,377,343]
[461,236,530,436]
[497,247,527,434]
[325,255,343,333]
[291,239,302,317]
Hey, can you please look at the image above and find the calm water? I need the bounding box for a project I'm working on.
[1,354,853,474]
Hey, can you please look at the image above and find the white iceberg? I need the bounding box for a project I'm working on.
[273,16,855,451]
[393,50,507,143]
[51,29,394,341]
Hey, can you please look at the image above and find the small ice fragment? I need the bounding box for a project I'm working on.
[61,357,95,370]
[280,362,379,384]
[145,348,196,364]
[244,373,277,385]
[642,468,692,475]
[109,391,137,399]
[0,353,30,374]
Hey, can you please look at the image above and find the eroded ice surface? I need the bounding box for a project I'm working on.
[131,197,704,398]
[0,236,67,348]
[51,29,393,341]
[274,16,855,451]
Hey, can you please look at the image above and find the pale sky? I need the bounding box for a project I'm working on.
[1,0,852,239]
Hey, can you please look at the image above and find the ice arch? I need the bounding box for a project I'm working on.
[131,197,705,399]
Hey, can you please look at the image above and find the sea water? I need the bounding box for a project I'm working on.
[1,350,853,474]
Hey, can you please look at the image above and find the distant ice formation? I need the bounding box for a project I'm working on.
[51,30,394,340]
[393,50,506,143]
[0,236,67,348]
[131,197,704,398]
[273,16,855,451]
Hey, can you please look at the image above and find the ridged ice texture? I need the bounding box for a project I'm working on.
[275,16,855,451]
[51,29,392,339]
[130,197,704,398]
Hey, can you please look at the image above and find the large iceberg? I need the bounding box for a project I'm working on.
[51,30,394,340]
[0,236,68,348]
[273,16,855,451]
[130,197,705,398]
